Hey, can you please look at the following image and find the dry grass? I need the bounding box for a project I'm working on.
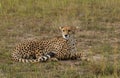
[0,0,120,78]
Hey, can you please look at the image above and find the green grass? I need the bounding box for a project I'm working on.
[0,0,120,78]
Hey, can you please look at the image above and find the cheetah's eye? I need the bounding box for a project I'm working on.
[68,30,71,32]
[63,30,65,32]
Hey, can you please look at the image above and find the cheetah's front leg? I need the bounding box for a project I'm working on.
[48,58,58,62]
[71,52,89,61]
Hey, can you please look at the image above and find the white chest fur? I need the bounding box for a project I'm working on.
[67,38,77,53]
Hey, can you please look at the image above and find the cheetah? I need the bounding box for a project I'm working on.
[12,26,85,63]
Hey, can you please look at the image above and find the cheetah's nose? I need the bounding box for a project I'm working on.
[63,34,69,39]
[65,35,68,37]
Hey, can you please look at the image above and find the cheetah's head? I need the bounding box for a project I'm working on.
[59,26,78,39]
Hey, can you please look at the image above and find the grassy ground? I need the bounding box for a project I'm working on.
[0,0,120,78]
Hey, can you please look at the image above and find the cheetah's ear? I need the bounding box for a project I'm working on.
[72,26,79,30]
[75,26,79,29]
[59,26,63,30]
[75,26,81,32]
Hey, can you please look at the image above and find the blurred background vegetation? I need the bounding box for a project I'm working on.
[0,0,120,78]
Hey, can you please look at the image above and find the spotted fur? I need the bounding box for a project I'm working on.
[12,26,84,63]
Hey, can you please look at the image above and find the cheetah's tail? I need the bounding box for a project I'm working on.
[11,52,55,63]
